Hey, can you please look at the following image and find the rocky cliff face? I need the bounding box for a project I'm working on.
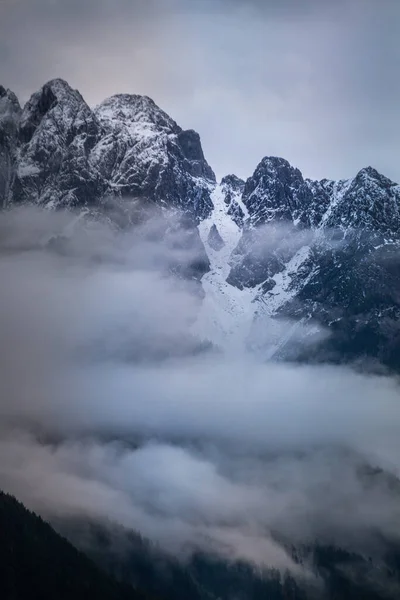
[3,79,215,222]
[213,158,400,369]
[0,85,21,207]
[2,78,400,369]
[0,78,215,281]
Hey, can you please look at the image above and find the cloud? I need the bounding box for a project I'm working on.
[0,207,400,574]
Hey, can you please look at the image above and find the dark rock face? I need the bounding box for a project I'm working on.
[92,94,215,222]
[1,79,215,222]
[0,79,215,283]
[221,174,245,197]
[242,157,314,228]
[207,223,225,251]
[228,157,400,369]
[221,174,246,227]
[11,79,105,209]
[177,129,215,179]
[0,86,21,206]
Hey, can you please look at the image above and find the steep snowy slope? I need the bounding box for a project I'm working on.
[195,181,258,351]
[224,158,400,368]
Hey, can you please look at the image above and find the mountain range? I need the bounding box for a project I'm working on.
[0,490,152,600]
[2,78,399,370]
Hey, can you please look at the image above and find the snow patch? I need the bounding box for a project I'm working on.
[258,245,312,316]
[319,178,353,228]
[194,184,259,352]
[17,163,41,178]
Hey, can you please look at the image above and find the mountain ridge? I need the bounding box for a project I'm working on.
[0,489,154,600]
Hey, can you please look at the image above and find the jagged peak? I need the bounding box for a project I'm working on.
[221,174,245,189]
[94,92,215,181]
[0,85,21,116]
[355,165,397,187]
[18,79,92,144]
[42,77,78,94]
[21,79,87,120]
[250,156,304,184]
[24,79,84,109]
[101,92,156,107]
[358,165,381,177]
[258,156,293,169]
[0,85,20,104]
[249,156,305,189]
[95,93,180,135]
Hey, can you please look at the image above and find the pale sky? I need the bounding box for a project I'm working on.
[1,0,399,182]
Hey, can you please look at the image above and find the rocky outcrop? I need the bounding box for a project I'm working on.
[0,86,21,207]
[207,223,225,251]
[1,79,215,222]
[227,158,400,369]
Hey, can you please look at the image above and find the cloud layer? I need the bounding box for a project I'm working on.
[0,207,400,573]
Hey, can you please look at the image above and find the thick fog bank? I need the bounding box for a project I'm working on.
[0,207,400,573]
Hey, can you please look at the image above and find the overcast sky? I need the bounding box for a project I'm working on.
[1,0,399,182]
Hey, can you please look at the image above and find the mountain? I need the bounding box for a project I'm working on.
[0,490,154,600]
[217,158,400,368]
[7,488,400,600]
[57,519,307,600]
[1,79,400,369]
[8,78,214,218]
[0,78,215,283]
[0,85,21,206]
[57,517,400,600]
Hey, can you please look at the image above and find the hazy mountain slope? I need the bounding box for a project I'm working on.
[0,490,153,600]
[57,517,400,600]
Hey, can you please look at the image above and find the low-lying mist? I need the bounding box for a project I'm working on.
[1,207,400,574]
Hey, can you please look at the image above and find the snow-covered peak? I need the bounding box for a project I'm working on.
[40,78,80,96]
[19,78,95,146]
[94,94,215,183]
[324,167,400,236]
[95,93,180,138]
[20,78,85,121]
[250,157,304,184]
[221,174,245,191]
[355,165,393,188]
[242,155,313,228]
[5,78,214,217]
